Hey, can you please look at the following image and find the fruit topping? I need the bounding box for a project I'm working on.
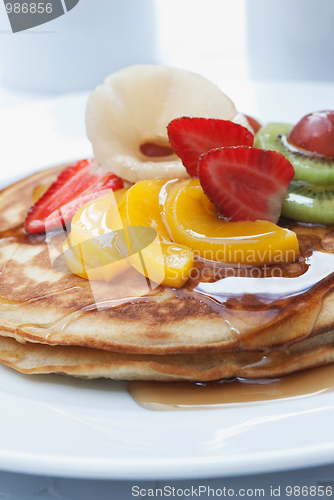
[255,122,334,186]
[63,238,88,280]
[287,111,334,158]
[167,117,254,177]
[244,115,262,134]
[32,183,51,204]
[282,181,334,225]
[139,142,175,158]
[164,179,299,265]
[65,188,130,282]
[67,176,299,284]
[25,159,123,234]
[109,180,194,288]
[198,146,295,224]
[255,117,334,225]
[86,65,251,183]
[66,179,194,288]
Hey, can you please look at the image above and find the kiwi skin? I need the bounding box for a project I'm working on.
[282,181,334,225]
[255,123,334,186]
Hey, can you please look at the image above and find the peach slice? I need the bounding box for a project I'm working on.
[32,184,51,203]
[65,188,131,282]
[110,180,194,288]
[164,179,300,265]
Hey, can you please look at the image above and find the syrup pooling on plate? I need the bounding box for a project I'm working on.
[128,363,334,411]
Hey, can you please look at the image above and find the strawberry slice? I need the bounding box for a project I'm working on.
[25,159,123,234]
[167,117,254,177]
[198,146,295,223]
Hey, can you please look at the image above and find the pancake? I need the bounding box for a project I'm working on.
[1,166,334,355]
[2,328,334,381]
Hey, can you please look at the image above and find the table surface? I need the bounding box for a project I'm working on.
[1,81,334,497]
[2,464,334,499]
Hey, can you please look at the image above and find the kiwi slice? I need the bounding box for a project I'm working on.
[282,181,334,224]
[255,123,334,186]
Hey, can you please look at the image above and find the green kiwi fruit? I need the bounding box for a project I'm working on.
[255,123,334,186]
[282,181,334,224]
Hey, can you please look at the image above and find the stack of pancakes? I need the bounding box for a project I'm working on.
[1,166,334,382]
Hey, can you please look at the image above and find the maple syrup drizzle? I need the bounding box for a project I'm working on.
[195,251,334,302]
[0,287,85,310]
[128,363,334,411]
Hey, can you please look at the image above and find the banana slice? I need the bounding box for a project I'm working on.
[86,65,249,183]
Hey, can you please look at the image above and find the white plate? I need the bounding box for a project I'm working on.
[2,364,334,480]
[1,86,334,480]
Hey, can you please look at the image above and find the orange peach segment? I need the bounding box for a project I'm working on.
[111,180,194,288]
[65,188,131,282]
[63,237,88,279]
[164,179,300,265]
[33,184,51,203]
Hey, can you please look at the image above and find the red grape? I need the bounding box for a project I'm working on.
[287,110,334,158]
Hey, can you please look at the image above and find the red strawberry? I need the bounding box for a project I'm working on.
[167,117,254,177]
[25,159,123,234]
[198,146,295,223]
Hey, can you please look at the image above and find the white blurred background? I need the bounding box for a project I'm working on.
[0,0,333,112]
[0,0,250,104]
[0,0,333,114]
[0,0,333,181]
